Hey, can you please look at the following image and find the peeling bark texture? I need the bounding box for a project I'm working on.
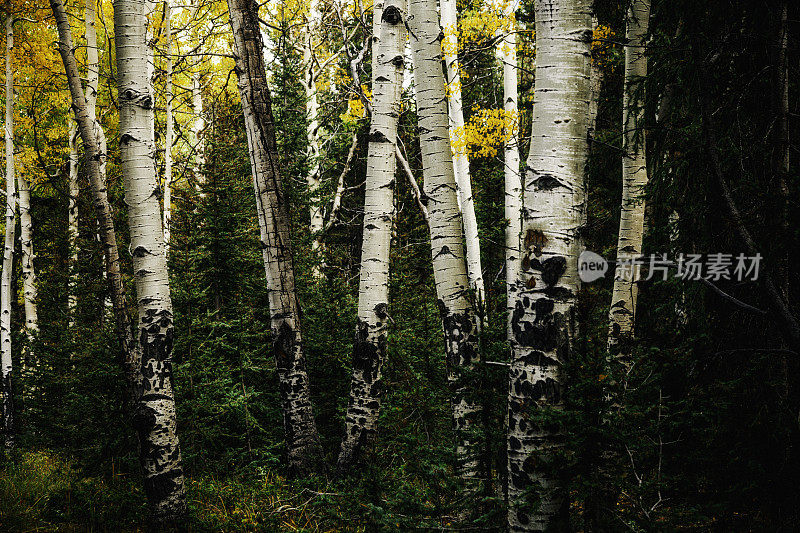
[502,0,522,348]
[227,0,322,475]
[408,0,483,486]
[607,0,650,357]
[111,0,188,522]
[303,0,325,276]
[1,12,16,451]
[164,0,173,254]
[337,0,404,474]
[441,0,485,315]
[67,120,79,323]
[508,0,591,530]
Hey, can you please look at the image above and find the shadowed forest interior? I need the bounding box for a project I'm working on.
[0,0,799,531]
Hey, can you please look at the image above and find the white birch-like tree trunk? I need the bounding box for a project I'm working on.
[337,0,404,473]
[85,0,108,185]
[440,0,485,314]
[303,0,325,275]
[408,0,483,485]
[163,0,173,252]
[507,0,591,530]
[190,0,205,190]
[227,0,322,474]
[17,164,37,381]
[67,120,79,323]
[607,0,650,355]
[1,13,16,450]
[111,0,188,520]
[501,0,521,345]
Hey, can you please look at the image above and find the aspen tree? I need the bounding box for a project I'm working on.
[227,0,322,474]
[1,9,15,450]
[163,0,173,252]
[111,0,188,519]
[507,0,591,530]
[501,0,521,344]
[608,0,650,355]
[440,0,485,313]
[303,0,325,275]
[337,0,405,473]
[190,0,205,189]
[67,120,78,321]
[408,0,483,485]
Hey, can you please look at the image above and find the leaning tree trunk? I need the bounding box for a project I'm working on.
[507,0,591,531]
[501,0,522,349]
[227,0,322,475]
[440,0,485,314]
[408,0,483,486]
[337,0,404,473]
[607,0,650,356]
[1,13,16,451]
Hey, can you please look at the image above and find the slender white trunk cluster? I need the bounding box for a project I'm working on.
[440,0,485,314]
[408,0,483,484]
[507,0,591,530]
[607,0,650,355]
[1,13,16,450]
[164,0,173,252]
[337,0,404,472]
[501,0,521,343]
[303,0,325,274]
[112,0,188,520]
[227,0,322,474]
[17,163,37,387]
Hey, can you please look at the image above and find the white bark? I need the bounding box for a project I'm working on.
[1,13,16,450]
[164,0,173,253]
[502,0,521,345]
[85,0,108,185]
[190,0,205,190]
[409,0,483,484]
[507,0,591,530]
[441,0,485,314]
[228,0,322,474]
[17,163,37,378]
[112,0,187,520]
[607,0,650,355]
[303,0,325,274]
[337,0,404,472]
[67,120,79,322]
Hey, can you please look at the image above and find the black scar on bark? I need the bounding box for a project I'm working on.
[511,298,565,352]
[369,130,390,143]
[541,256,567,286]
[532,172,563,190]
[273,321,295,371]
[143,469,185,520]
[437,300,478,368]
[382,5,402,24]
[352,319,381,384]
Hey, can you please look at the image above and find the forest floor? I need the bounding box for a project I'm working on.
[0,450,486,532]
